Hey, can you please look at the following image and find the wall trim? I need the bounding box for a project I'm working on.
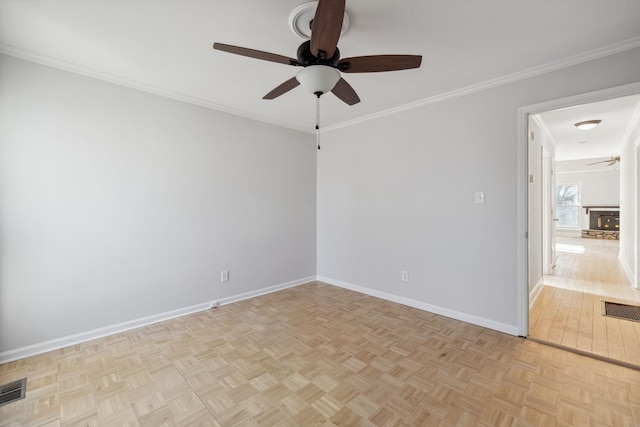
[317,276,519,336]
[2,36,639,135]
[555,229,582,238]
[620,254,638,290]
[556,168,620,175]
[529,279,544,309]
[517,102,529,336]
[324,37,640,133]
[517,81,640,337]
[530,115,559,149]
[217,276,316,306]
[0,276,315,364]
[0,44,310,135]
[622,100,640,147]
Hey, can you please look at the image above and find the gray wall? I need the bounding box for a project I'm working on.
[2,46,640,354]
[317,48,640,332]
[0,55,317,352]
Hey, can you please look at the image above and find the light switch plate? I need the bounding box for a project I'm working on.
[475,191,485,204]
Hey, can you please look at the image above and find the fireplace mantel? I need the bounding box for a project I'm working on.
[583,205,619,214]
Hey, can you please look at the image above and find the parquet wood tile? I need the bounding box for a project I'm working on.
[2,282,640,426]
[530,237,640,367]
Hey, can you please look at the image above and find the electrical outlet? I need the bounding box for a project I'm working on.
[220,270,229,282]
[401,271,409,282]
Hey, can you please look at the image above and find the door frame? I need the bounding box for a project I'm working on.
[516,81,640,336]
[542,147,556,275]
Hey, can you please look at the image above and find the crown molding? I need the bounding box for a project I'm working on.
[530,114,559,149]
[0,43,311,135]
[556,168,619,175]
[323,36,640,133]
[2,35,639,135]
[621,99,640,147]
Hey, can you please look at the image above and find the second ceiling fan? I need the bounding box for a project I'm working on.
[587,156,620,166]
[213,0,422,106]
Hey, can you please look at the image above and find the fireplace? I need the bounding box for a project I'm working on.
[589,210,619,231]
[581,208,620,239]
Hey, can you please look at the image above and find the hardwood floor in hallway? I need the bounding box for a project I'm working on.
[530,236,640,367]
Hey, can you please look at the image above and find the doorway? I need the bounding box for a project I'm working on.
[518,83,640,366]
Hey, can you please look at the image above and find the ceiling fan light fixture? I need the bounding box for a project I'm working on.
[296,65,340,95]
[574,119,602,130]
[213,0,421,106]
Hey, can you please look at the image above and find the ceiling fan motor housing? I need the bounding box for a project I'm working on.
[297,40,340,66]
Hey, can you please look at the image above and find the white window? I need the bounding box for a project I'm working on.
[556,183,581,228]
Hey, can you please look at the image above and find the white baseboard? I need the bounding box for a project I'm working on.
[0,276,315,364]
[317,276,519,336]
[529,279,544,309]
[619,255,638,289]
[0,302,211,364]
[555,229,582,238]
[217,276,316,306]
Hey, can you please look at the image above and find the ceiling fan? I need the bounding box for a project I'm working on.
[212,0,422,106]
[587,156,620,166]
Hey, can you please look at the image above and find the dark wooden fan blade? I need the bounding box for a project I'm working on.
[331,78,360,106]
[338,55,422,73]
[263,77,300,100]
[213,43,301,66]
[310,0,345,59]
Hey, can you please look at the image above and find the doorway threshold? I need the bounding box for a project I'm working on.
[527,336,640,371]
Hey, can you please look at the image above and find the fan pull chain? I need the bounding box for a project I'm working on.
[315,93,321,150]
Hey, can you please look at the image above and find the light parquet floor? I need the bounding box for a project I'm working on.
[2,282,640,426]
[530,236,640,367]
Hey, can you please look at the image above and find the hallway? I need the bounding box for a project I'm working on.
[529,236,640,367]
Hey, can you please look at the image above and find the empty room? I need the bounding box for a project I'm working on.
[1,1,640,425]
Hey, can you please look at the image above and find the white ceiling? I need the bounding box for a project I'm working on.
[1,0,640,134]
[536,94,640,162]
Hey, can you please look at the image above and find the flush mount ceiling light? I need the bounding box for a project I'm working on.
[574,120,602,130]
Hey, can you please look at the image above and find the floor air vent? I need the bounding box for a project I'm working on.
[602,301,640,322]
[0,378,27,407]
